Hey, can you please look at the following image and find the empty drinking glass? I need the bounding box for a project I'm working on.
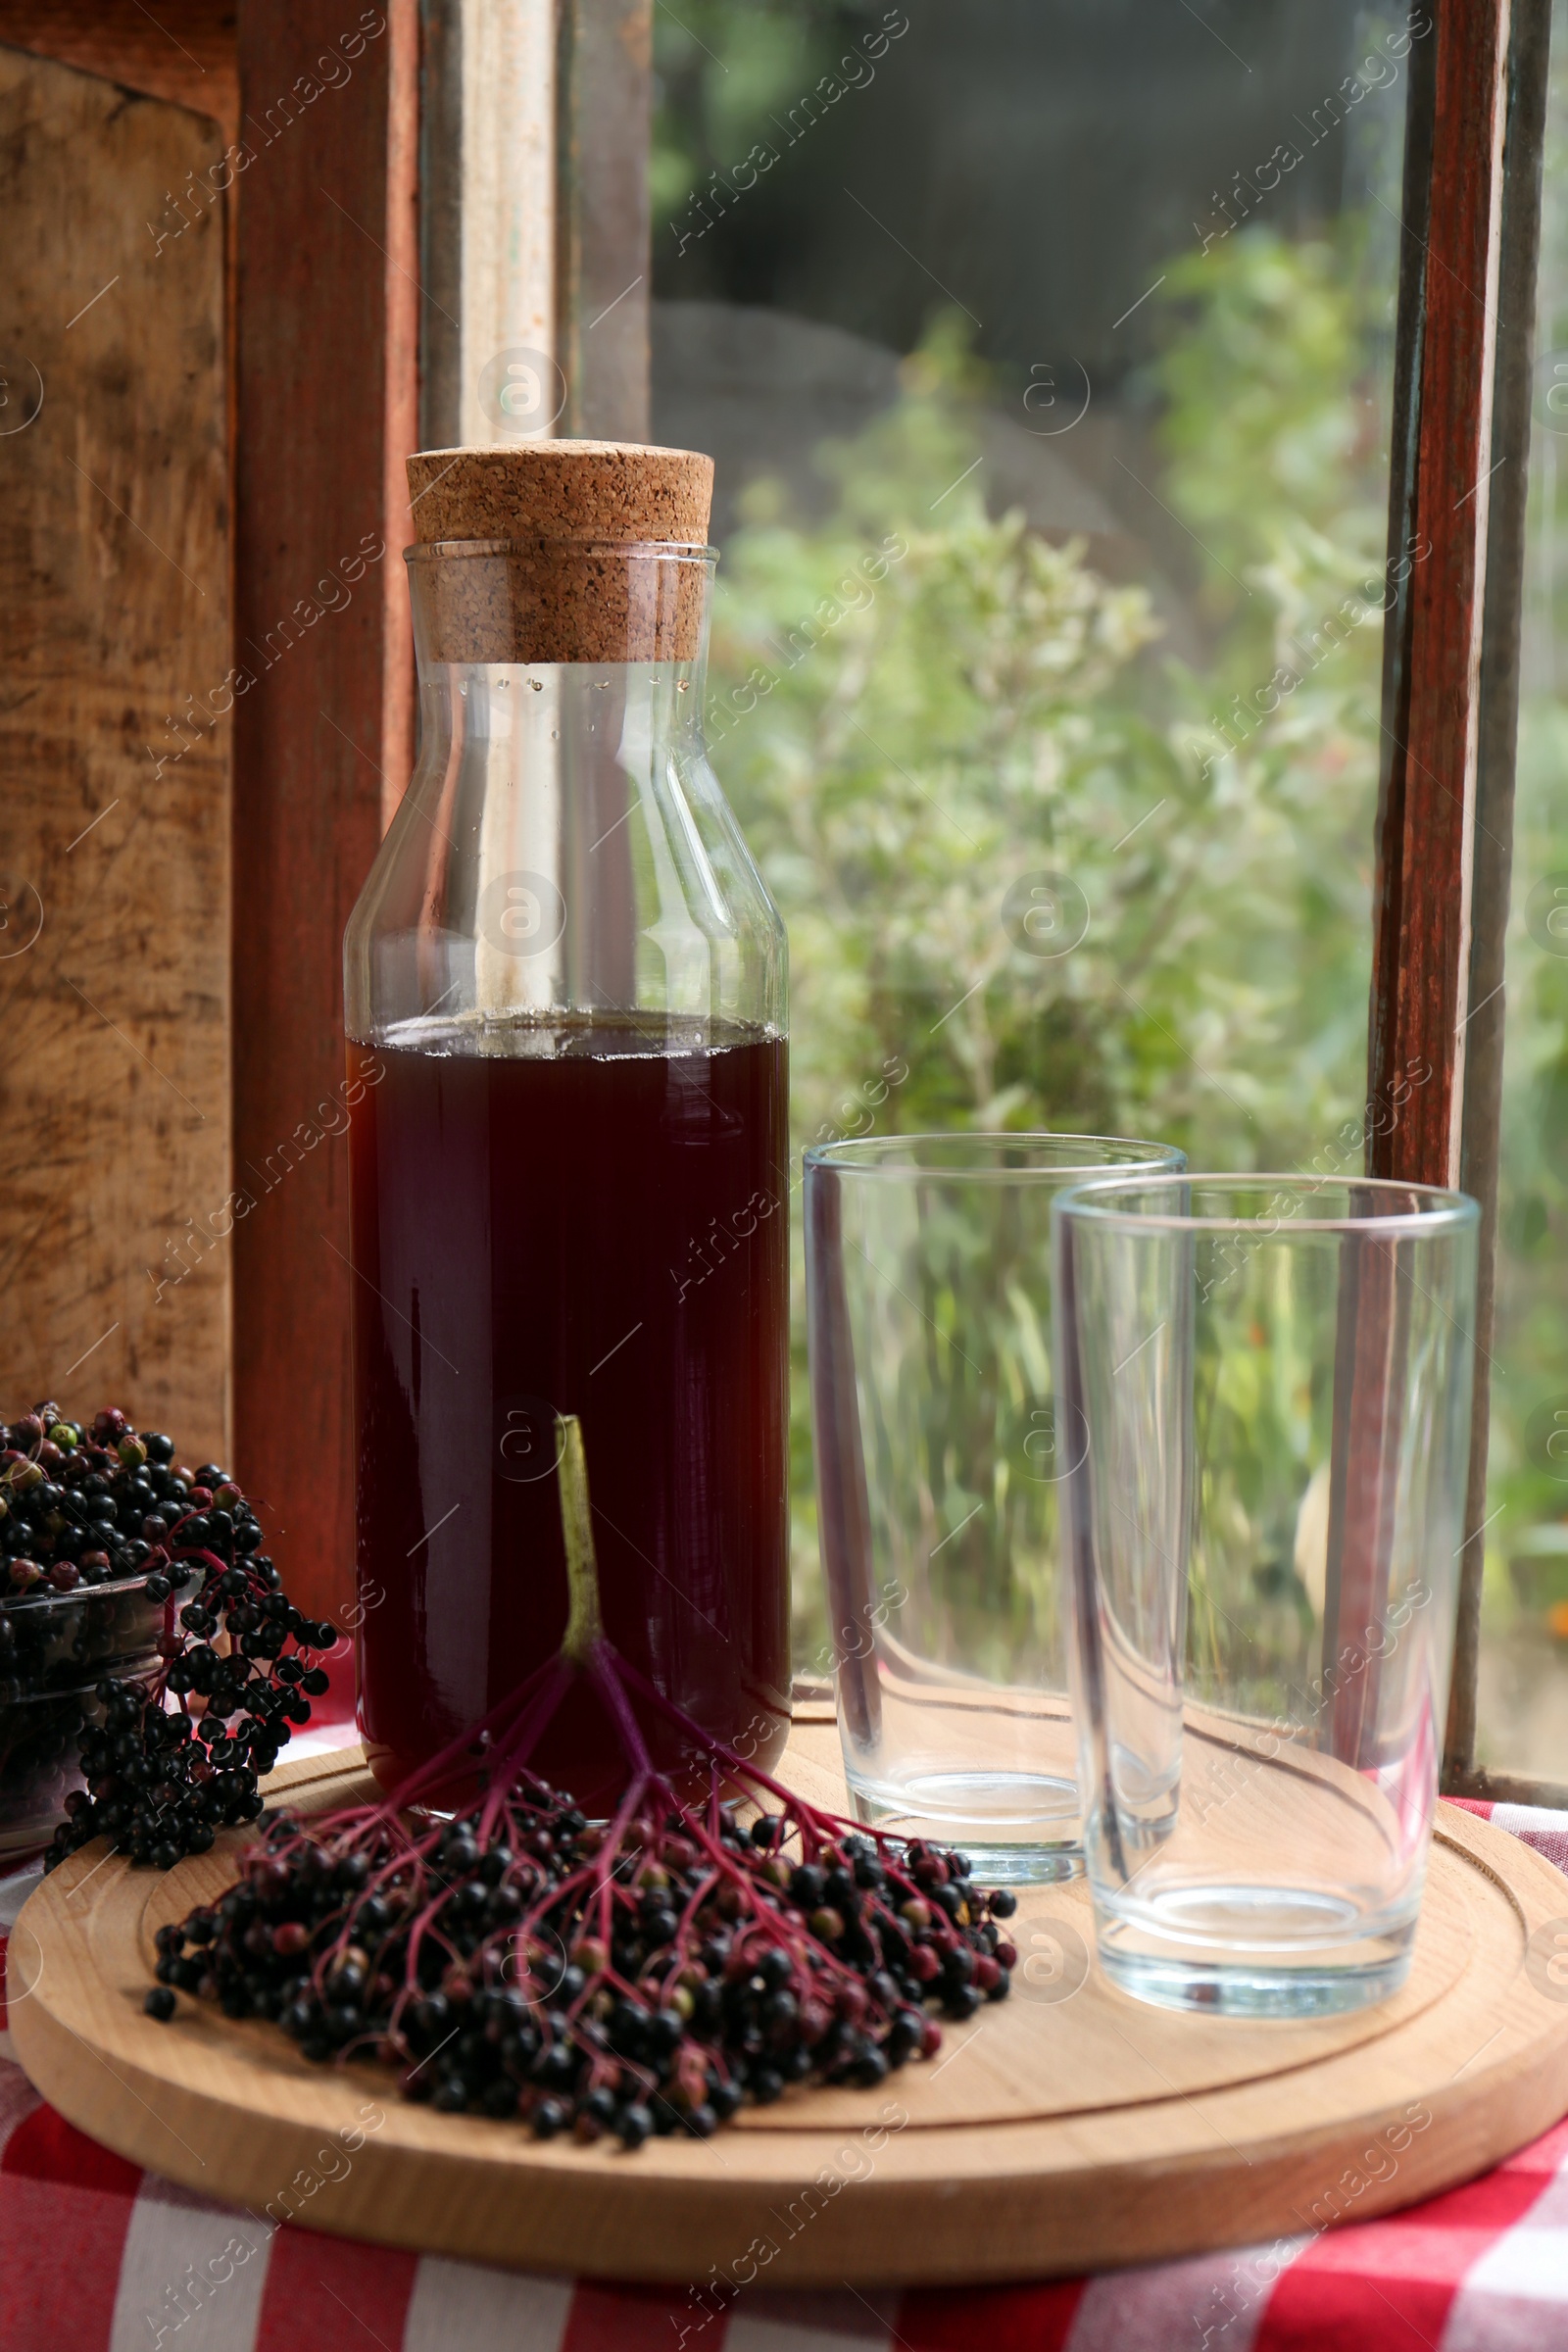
[805,1133,1184,1883]
[1054,1173,1478,2014]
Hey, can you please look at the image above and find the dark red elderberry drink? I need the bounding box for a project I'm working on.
[349,1015,790,1810]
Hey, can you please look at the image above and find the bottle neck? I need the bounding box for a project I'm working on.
[405,538,713,778]
[411,653,708,791]
[406,538,714,669]
[345,543,784,1047]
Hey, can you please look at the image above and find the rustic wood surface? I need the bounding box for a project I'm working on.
[12,1725,1568,2285]
[0,3,238,141]
[0,42,230,1466]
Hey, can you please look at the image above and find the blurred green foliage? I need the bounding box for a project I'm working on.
[826,1171,1071,1690]
[651,0,861,232]
[699,224,1399,1642]
[713,239,1398,1164]
[651,4,1568,1762]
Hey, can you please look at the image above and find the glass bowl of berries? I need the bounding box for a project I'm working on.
[0,1402,272,1857]
[0,1662,165,1856]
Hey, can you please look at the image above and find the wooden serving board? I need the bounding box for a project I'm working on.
[11,1730,1568,2285]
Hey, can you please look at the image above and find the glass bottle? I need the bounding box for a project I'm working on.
[343,443,790,1811]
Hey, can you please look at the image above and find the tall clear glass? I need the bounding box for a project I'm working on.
[805,1133,1184,1883]
[1054,1174,1478,2015]
[344,537,789,1811]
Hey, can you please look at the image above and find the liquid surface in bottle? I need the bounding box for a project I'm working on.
[348,1013,790,1811]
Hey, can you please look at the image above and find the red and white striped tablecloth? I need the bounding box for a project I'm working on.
[3,1795,1566,2352]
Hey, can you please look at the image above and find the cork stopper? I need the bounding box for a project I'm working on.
[405,442,713,664]
[408,442,712,546]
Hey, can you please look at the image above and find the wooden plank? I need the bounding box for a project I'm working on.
[1320,1225,1408,1769]
[230,0,417,1621]
[382,0,418,819]
[0,2,238,141]
[1362,1,1561,1794]
[1447,0,1552,1788]
[424,0,556,452]
[0,6,244,607]
[415,0,464,445]
[420,0,651,457]
[1367,0,1512,1191]
[12,1735,1568,2283]
[0,43,229,1463]
[466,0,558,446]
[556,0,651,440]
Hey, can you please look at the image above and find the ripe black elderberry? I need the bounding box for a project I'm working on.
[146,1772,1017,2148]
[10,1407,324,1875]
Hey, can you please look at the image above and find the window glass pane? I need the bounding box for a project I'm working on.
[1482,5,1568,1782]
[650,0,1416,1669]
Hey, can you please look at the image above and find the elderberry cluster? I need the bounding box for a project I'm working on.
[8,1406,337,1874]
[146,1775,1019,2149]
[1,1400,173,1596]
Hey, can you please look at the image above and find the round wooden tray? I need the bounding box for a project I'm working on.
[11,1728,1568,2285]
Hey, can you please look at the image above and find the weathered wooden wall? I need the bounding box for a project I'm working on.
[0,3,237,138]
[0,42,230,1465]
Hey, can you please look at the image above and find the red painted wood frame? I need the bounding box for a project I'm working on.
[230,0,418,1622]
[1366,0,1553,1794]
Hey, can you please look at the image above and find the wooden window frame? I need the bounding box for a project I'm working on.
[232,0,1568,1787]
[7,0,1551,1772]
